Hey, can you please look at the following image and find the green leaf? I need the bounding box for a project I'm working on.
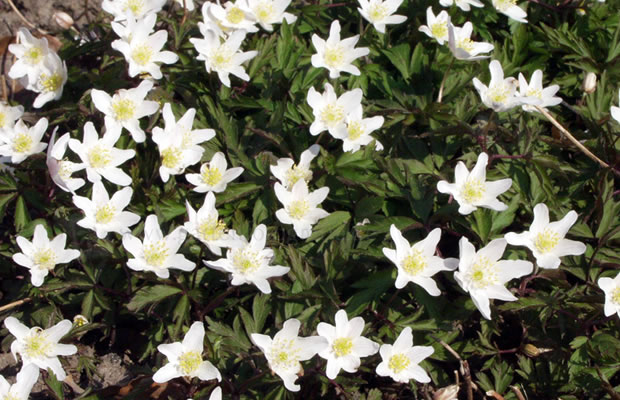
[14,195,30,232]
[127,285,182,312]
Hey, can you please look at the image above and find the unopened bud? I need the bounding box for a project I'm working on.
[583,72,597,94]
[576,8,586,16]
[523,343,552,357]
[73,314,88,327]
[433,385,459,400]
[53,11,74,30]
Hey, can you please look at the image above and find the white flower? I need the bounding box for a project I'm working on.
[13,224,80,287]
[454,238,533,320]
[174,0,195,11]
[4,317,77,381]
[447,21,494,61]
[383,225,458,296]
[69,121,135,186]
[111,14,179,79]
[418,7,450,45]
[439,0,483,12]
[274,180,329,239]
[153,321,221,383]
[190,30,258,88]
[152,104,215,182]
[472,60,533,112]
[251,319,328,392]
[612,89,620,124]
[0,364,39,400]
[204,224,290,294]
[185,192,239,256]
[598,272,620,318]
[311,20,369,79]
[0,118,48,164]
[0,101,24,130]
[46,130,86,193]
[8,28,53,85]
[91,80,159,143]
[244,0,297,31]
[307,83,363,136]
[209,0,259,33]
[504,203,586,269]
[198,3,227,38]
[375,327,434,383]
[270,144,320,189]
[357,0,407,34]
[492,0,527,23]
[72,181,140,239]
[437,152,512,215]
[123,214,195,278]
[517,69,562,112]
[317,310,379,379]
[330,106,384,153]
[30,53,68,108]
[102,0,166,21]
[186,152,243,193]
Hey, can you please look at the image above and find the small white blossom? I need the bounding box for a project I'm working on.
[598,272,620,319]
[13,224,80,287]
[72,181,140,239]
[204,224,290,294]
[91,80,160,143]
[153,321,221,383]
[186,152,243,193]
[472,60,534,112]
[209,387,222,400]
[123,214,195,278]
[439,0,483,12]
[153,103,215,182]
[383,225,458,296]
[330,106,384,153]
[454,238,533,320]
[174,0,195,11]
[251,319,328,392]
[517,69,562,112]
[357,0,407,34]
[102,0,166,21]
[4,317,77,381]
[376,327,434,383]
[611,89,620,124]
[190,30,258,88]
[185,192,239,256]
[69,121,135,186]
[492,0,528,23]
[311,20,370,79]
[418,7,450,45]
[270,144,320,189]
[0,118,48,164]
[0,101,24,130]
[437,152,512,215]
[46,130,86,193]
[447,21,494,61]
[8,28,53,85]
[244,0,297,31]
[317,310,379,379]
[209,0,259,33]
[504,203,586,269]
[0,364,39,400]
[307,83,363,136]
[274,180,329,239]
[30,53,68,108]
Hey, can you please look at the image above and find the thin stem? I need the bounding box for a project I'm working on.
[0,298,32,313]
[6,0,50,34]
[437,57,455,103]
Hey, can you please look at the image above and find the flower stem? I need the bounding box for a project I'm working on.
[437,57,455,103]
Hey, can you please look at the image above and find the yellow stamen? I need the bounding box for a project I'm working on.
[33,248,56,270]
[211,46,233,69]
[13,132,33,153]
[347,121,365,141]
[324,46,344,68]
[388,353,411,373]
[269,338,300,370]
[198,216,226,242]
[457,37,475,53]
[201,166,223,187]
[255,1,274,21]
[534,228,560,254]
[232,249,261,273]
[23,329,53,359]
[40,73,63,93]
[24,46,44,64]
[111,99,136,121]
[131,44,153,66]
[332,337,353,357]
[95,204,116,224]
[0,112,5,128]
[178,351,202,375]
[143,240,169,267]
[611,287,620,305]
[461,178,485,204]
[368,2,388,21]
[431,22,447,39]
[469,256,498,289]
[226,6,245,24]
[124,0,145,15]
[320,104,345,127]
[402,249,427,276]
[88,145,112,169]
[161,147,183,169]
[287,200,309,219]
[285,165,311,187]
[494,0,517,12]
[487,83,513,104]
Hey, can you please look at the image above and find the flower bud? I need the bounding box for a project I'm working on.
[53,11,74,30]
[433,385,459,400]
[582,72,597,94]
[523,343,552,357]
[73,314,88,327]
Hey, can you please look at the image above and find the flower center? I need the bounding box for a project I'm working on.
[58,160,72,180]
[534,228,560,254]
[74,315,88,327]
[269,338,300,370]
[124,0,145,15]
[198,216,226,241]
[88,145,112,168]
[388,353,411,373]
[494,0,517,11]
[0,112,5,128]
[40,73,63,93]
[287,200,309,219]
[24,46,44,64]
[178,351,202,375]
[457,37,475,53]
[526,87,542,99]
[131,44,153,66]
[23,329,52,359]
[143,240,169,267]
[368,2,388,21]
[226,6,245,24]
[211,45,234,69]
[232,248,261,274]
[324,45,344,68]
[487,83,513,104]
[320,103,345,127]
[402,249,427,276]
[332,337,353,357]
[469,256,498,289]
[462,178,485,204]
[347,121,365,141]
[431,22,448,39]
[201,165,223,186]
[4,393,20,400]
[255,1,274,21]
[612,287,620,305]
[285,165,311,187]
[13,132,33,153]
[161,147,183,169]
[95,203,116,224]
[111,98,136,121]
[33,247,56,270]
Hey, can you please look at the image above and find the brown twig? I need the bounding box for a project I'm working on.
[0,297,32,312]
[486,391,506,400]
[6,0,50,35]
[510,386,527,400]
[595,365,620,400]
[430,334,475,400]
